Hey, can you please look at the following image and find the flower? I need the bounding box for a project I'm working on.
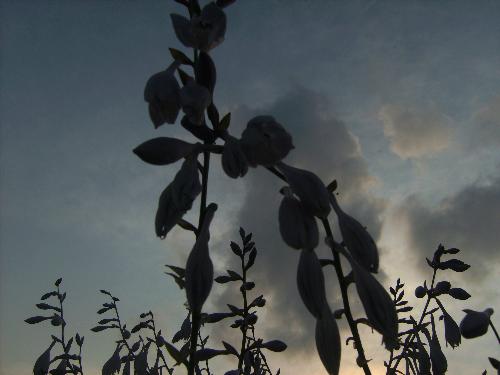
[279,189,319,250]
[221,136,248,178]
[278,162,330,218]
[460,308,493,339]
[330,194,378,273]
[180,79,212,125]
[170,2,227,52]
[240,116,294,167]
[185,203,217,314]
[315,307,341,375]
[144,62,181,128]
[296,249,328,318]
[155,156,202,239]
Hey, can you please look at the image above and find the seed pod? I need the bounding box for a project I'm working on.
[144,63,181,127]
[460,308,493,339]
[330,195,378,272]
[155,156,202,239]
[278,163,330,218]
[180,79,212,125]
[221,136,248,178]
[240,116,294,167]
[350,258,398,349]
[279,191,319,250]
[185,203,217,314]
[296,249,328,319]
[315,308,341,375]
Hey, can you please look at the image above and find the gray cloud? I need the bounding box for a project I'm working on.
[379,104,453,159]
[207,87,388,367]
[395,174,500,279]
[468,95,500,148]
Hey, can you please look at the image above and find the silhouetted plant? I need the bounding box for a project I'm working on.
[26,1,499,374]
[25,278,85,375]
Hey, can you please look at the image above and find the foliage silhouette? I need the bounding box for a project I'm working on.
[25,1,499,374]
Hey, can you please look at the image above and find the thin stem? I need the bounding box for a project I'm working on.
[188,150,211,375]
[57,286,66,349]
[489,321,500,344]
[322,218,372,375]
[389,268,437,373]
[238,248,249,372]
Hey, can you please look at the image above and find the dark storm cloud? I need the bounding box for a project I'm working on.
[208,87,388,357]
[396,174,500,279]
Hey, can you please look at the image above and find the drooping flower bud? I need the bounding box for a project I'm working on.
[221,136,248,178]
[144,63,181,128]
[330,194,378,272]
[279,188,319,250]
[278,163,330,218]
[424,317,447,375]
[170,3,227,52]
[350,257,398,350]
[180,79,212,125]
[460,308,493,339]
[441,310,461,348]
[315,307,341,375]
[155,156,202,239]
[296,249,328,319]
[185,203,217,314]
[240,116,294,167]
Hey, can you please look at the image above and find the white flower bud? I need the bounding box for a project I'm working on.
[144,63,181,127]
[155,156,202,239]
[185,203,217,314]
[350,258,398,350]
[240,116,294,167]
[221,136,248,178]
[180,80,212,125]
[279,191,319,250]
[330,195,379,272]
[278,163,330,218]
[296,249,328,318]
[315,307,341,375]
[460,308,493,339]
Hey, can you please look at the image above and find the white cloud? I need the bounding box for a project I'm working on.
[379,104,453,159]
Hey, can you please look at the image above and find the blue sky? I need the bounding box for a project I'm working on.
[1,1,499,374]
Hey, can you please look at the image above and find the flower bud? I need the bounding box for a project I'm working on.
[155,156,202,239]
[315,308,341,375]
[221,136,248,178]
[330,195,378,272]
[442,311,461,348]
[144,63,181,127]
[460,308,493,339]
[278,163,330,218]
[350,258,398,350]
[279,190,319,250]
[296,250,328,318]
[415,285,427,298]
[240,116,294,167]
[433,280,451,295]
[180,80,212,125]
[170,3,227,52]
[185,203,217,314]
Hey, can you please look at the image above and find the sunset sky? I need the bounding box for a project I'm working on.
[1,1,499,374]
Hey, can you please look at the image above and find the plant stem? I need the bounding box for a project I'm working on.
[188,150,211,375]
[238,248,249,372]
[389,268,437,372]
[321,218,372,375]
[489,321,500,344]
[57,286,66,349]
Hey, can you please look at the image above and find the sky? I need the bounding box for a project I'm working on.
[1,0,499,374]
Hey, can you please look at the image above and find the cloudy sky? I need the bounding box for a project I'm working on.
[1,0,499,374]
